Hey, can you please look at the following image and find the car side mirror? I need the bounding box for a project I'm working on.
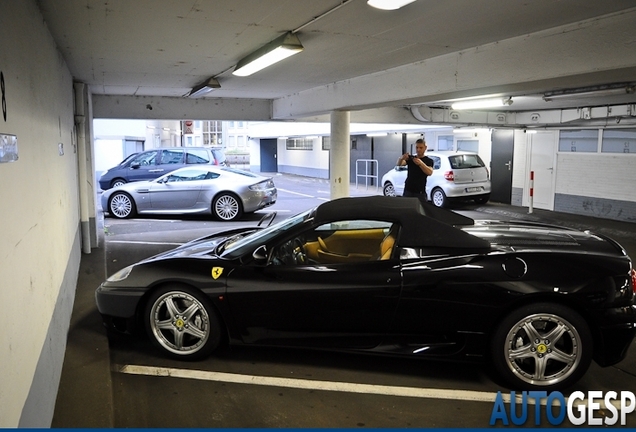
[130,162,140,169]
[252,245,268,263]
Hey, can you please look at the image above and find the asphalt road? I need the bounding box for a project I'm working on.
[98,173,636,428]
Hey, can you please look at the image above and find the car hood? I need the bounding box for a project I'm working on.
[143,227,259,261]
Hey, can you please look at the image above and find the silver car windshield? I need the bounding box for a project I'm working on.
[221,208,313,258]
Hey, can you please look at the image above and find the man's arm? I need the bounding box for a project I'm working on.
[413,157,434,175]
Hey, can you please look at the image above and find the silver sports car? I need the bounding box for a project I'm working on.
[101,166,276,221]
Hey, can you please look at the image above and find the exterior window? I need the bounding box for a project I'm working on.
[438,135,453,151]
[601,129,636,154]
[322,136,330,150]
[286,138,313,150]
[558,130,598,152]
[457,139,478,153]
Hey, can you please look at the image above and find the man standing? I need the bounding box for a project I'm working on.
[397,138,434,197]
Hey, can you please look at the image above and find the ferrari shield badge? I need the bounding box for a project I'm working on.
[211,267,224,279]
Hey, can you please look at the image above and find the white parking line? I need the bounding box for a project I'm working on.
[276,188,316,198]
[116,364,513,404]
[107,240,184,246]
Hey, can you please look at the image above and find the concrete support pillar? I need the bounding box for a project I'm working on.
[74,82,98,253]
[330,110,350,199]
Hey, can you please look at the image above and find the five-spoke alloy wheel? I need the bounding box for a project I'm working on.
[431,188,447,208]
[491,303,592,390]
[145,285,221,360]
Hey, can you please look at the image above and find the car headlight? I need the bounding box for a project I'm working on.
[106,265,134,282]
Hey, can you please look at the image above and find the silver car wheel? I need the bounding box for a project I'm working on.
[213,194,242,221]
[383,182,396,197]
[111,179,126,188]
[431,188,446,207]
[494,305,591,388]
[148,290,211,357]
[109,192,134,218]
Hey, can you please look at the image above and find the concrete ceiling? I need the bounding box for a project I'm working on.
[36,0,636,127]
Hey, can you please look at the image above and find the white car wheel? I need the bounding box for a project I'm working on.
[383,182,396,197]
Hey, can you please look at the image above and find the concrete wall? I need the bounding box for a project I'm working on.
[0,1,80,427]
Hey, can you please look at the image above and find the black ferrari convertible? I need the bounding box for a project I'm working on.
[96,196,636,390]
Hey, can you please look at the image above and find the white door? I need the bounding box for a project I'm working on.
[528,132,557,210]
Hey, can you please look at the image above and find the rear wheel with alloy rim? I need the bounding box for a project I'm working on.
[431,188,447,207]
[108,192,136,219]
[213,193,243,221]
[145,285,221,360]
[491,303,592,390]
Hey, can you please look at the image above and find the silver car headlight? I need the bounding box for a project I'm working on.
[106,264,135,282]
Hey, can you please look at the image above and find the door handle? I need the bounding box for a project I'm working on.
[149,169,164,173]
[504,161,511,171]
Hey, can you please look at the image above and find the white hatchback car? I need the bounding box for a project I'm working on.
[380,151,491,207]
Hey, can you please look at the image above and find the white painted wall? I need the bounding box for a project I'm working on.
[556,152,636,201]
[0,1,80,427]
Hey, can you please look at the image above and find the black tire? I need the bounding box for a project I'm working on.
[111,178,127,188]
[474,194,490,205]
[491,302,592,391]
[144,285,221,360]
[383,182,396,197]
[212,193,243,221]
[431,188,447,207]
[108,192,136,219]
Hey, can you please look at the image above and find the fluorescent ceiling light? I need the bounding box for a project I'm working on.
[451,97,512,110]
[367,132,388,137]
[187,77,221,98]
[453,128,487,134]
[543,84,635,101]
[368,0,416,10]
[233,32,303,77]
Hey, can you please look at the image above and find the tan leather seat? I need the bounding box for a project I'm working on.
[377,225,398,260]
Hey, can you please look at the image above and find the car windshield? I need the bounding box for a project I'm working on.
[220,208,314,258]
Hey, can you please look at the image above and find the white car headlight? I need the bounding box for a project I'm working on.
[106,265,134,282]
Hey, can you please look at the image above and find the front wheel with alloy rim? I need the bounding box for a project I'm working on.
[491,303,592,390]
[213,193,243,221]
[145,285,221,360]
[383,182,396,197]
[108,192,136,219]
[431,188,447,207]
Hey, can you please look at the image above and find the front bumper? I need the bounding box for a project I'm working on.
[96,284,145,319]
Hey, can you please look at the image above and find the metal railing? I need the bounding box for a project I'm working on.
[355,159,379,190]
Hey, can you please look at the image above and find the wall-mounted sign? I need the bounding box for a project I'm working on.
[0,134,18,163]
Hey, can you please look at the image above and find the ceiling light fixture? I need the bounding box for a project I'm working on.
[543,84,636,101]
[233,32,304,77]
[367,132,388,137]
[451,97,513,110]
[367,0,416,10]
[186,77,221,98]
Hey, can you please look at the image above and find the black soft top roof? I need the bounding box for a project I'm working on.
[313,196,490,251]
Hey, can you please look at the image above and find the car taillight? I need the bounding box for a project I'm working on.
[444,171,454,181]
[486,167,490,180]
[631,268,636,293]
